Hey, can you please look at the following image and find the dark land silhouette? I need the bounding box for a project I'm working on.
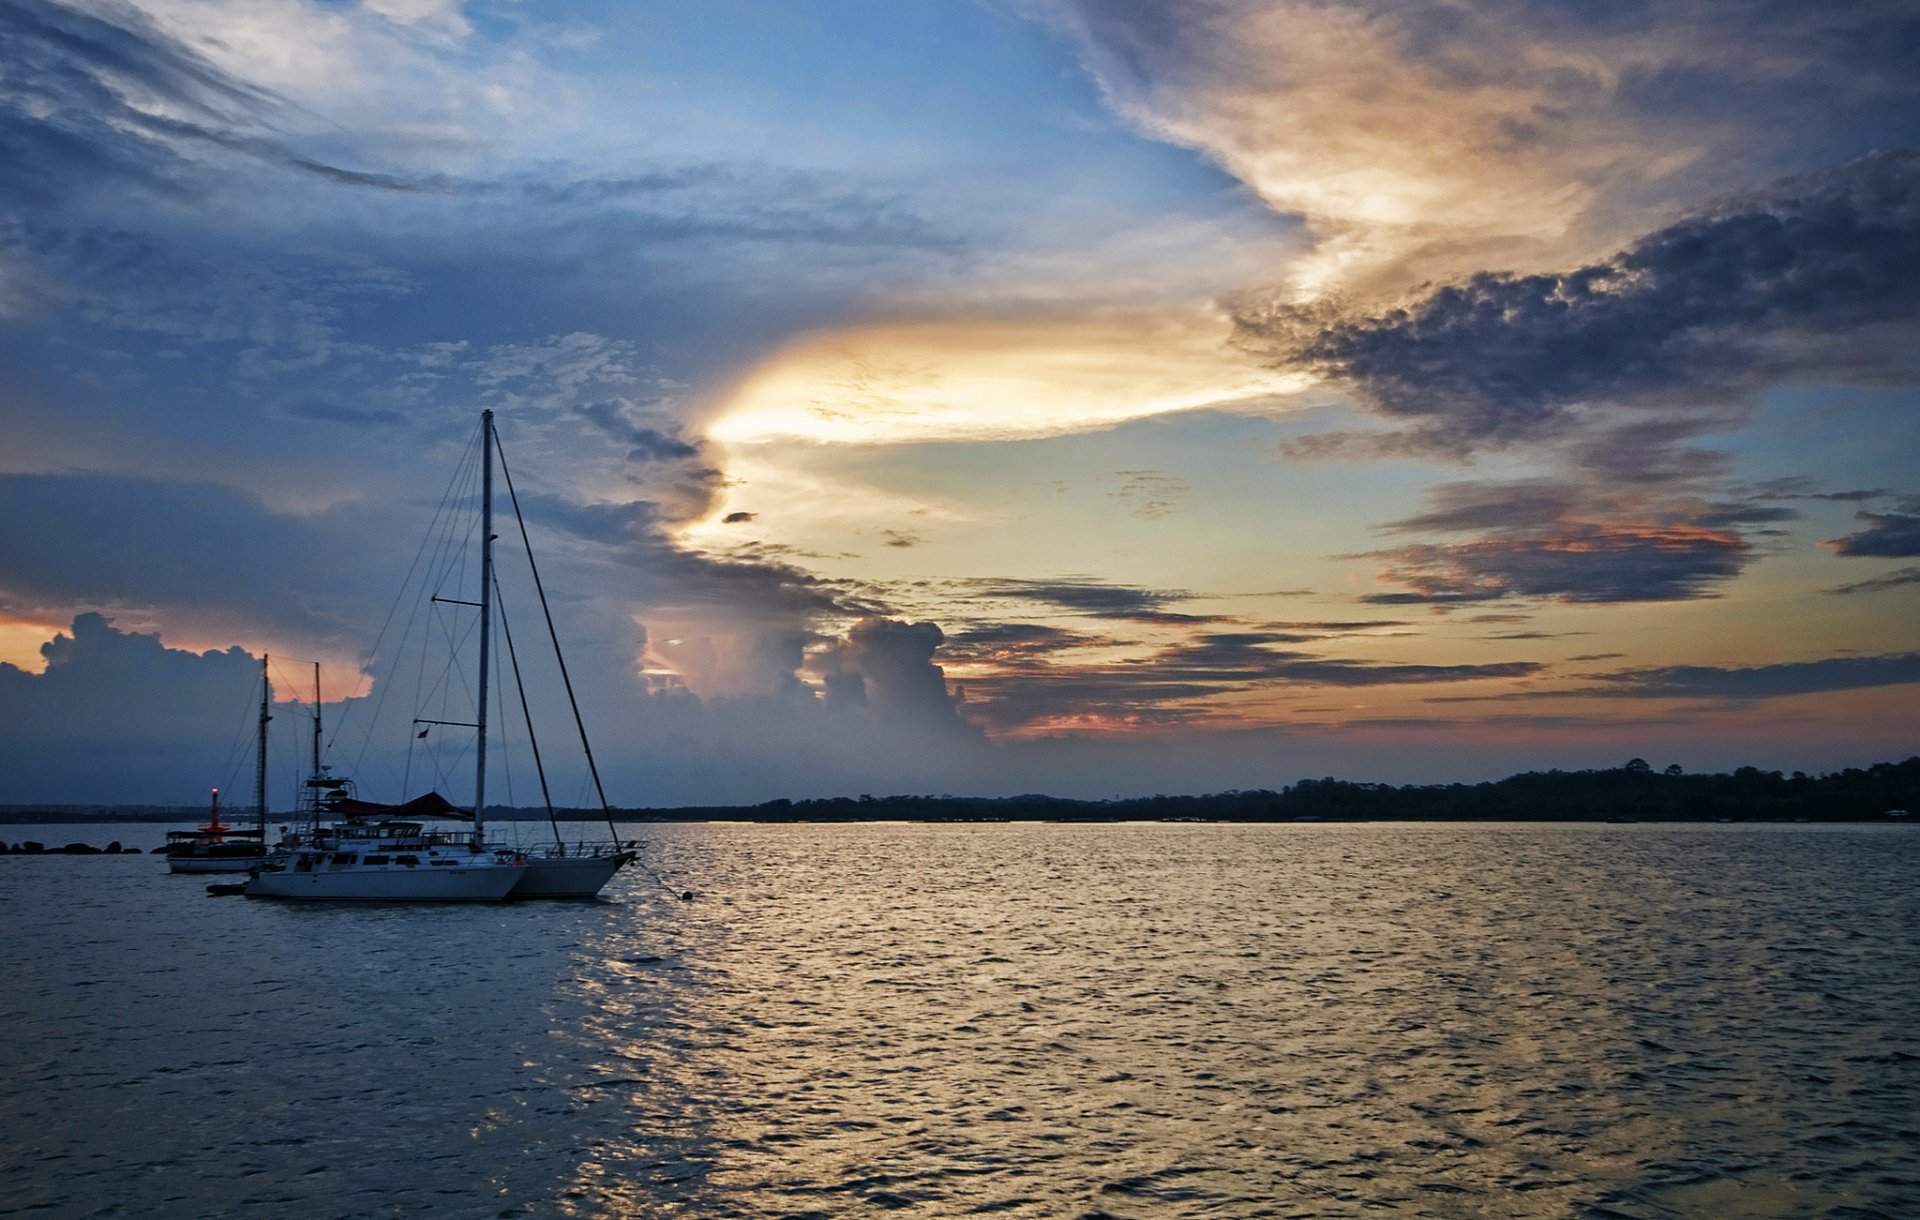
[5,757,1915,827]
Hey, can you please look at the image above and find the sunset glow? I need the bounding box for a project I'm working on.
[1,0,1915,804]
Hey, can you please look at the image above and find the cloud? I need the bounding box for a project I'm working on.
[1043,1,1920,295]
[809,617,975,734]
[1582,653,1920,700]
[1354,525,1749,605]
[1825,499,1920,557]
[1357,472,1787,604]
[953,626,1542,733]
[1235,151,1920,452]
[0,470,390,640]
[0,0,273,212]
[965,577,1208,621]
[1827,566,1920,596]
[703,313,1307,447]
[1110,469,1189,520]
[0,612,261,802]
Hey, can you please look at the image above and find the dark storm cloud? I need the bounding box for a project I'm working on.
[1354,525,1750,605]
[811,617,975,733]
[721,512,757,524]
[0,471,386,635]
[1384,480,1581,534]
[1237,151,1920,450]
[1365,472,1795,604]
[953,627,1542,731]
[1827,566,1920,596]
[573,401,703,463]
[0,612,263,801]
[938,623,1094,666]
[1825,499,1920,557]
[966,577,1214,622]
[1582,653,1920,700]
[509,493,661,546]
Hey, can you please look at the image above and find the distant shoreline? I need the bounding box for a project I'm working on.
[5,756,1914,826]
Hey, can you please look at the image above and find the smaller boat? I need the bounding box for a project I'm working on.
[164,787,267,874]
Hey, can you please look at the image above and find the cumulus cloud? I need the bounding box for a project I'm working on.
[1235,151,1920,451]
[0,613,261,802]
[808,617,974,733]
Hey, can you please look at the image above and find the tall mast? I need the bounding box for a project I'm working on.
[311,661,322,831]
[257,654,271,837]
[312,663,322,769]
[474,409,494,844]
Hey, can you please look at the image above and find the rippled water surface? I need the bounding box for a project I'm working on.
[3,822,1916,1218]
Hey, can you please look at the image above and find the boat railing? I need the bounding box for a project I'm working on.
[529,839,640,857]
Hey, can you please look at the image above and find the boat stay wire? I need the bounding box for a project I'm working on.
[492,418,621,844]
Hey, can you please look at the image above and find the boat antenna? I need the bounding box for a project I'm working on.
[473,408,494,846]
[493,416,621,843]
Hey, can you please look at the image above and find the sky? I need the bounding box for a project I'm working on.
[2,0,1917,807]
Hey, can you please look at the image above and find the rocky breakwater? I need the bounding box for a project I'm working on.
[0,840,148,855]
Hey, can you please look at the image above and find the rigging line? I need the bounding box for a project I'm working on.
[204,671,259,803]
[340,425,484,778]
[492,418,620,842]
[492,604,517,816]
[494,567,562,846]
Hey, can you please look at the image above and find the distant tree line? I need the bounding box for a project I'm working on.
[7,757,1916,823]
[612,756,1920,823]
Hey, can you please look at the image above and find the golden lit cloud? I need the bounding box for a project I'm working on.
[704,310,1310,447]
[0,615,59,673]
[1041,1,1840,298]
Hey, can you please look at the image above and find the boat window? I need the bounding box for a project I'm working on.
[395,855,419,866]
[332,853,355,865]
[430,859,460,866]
[362,855,390,866]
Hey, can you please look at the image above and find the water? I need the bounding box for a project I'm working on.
[2,822,1915,1218]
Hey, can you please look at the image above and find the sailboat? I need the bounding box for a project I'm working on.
[247,410,634,900]
[472,408,637,898]
[165,657,271,874]
[243,662,527,901]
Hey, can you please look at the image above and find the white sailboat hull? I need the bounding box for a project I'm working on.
[246,867,522,901]
[245,850,525,901]
[509,850,635,898]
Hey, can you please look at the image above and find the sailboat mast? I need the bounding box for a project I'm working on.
[257,654,271,837]
[474,409,494,843]
[311,660,322,831]
[312,662,322,772]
